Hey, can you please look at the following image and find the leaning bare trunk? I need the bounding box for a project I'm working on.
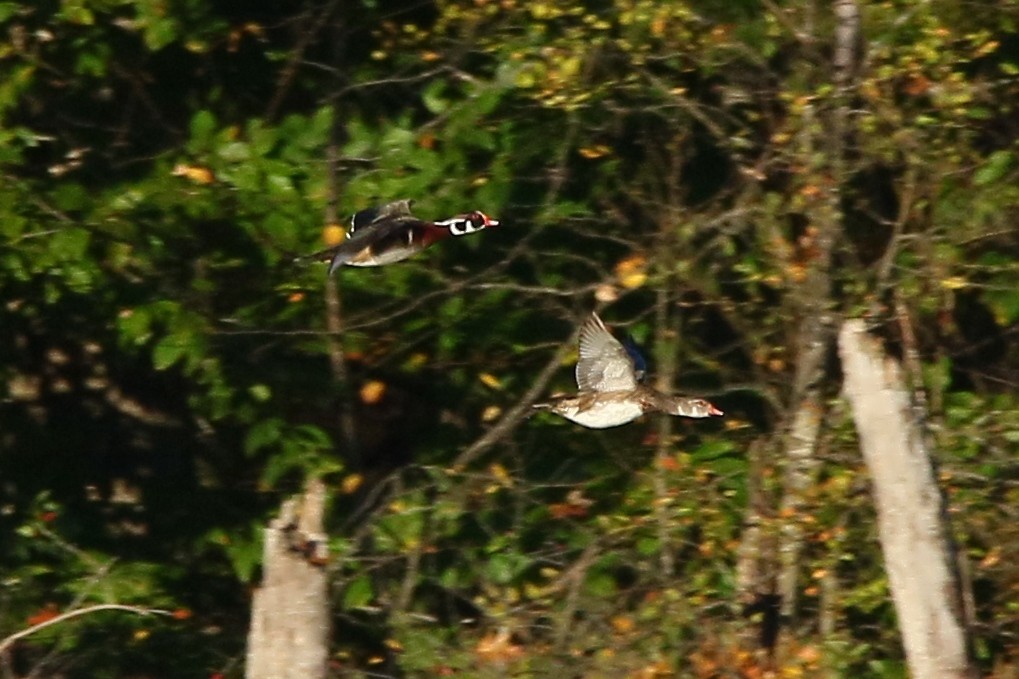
[246,479,330,679]
[838,320,974,679]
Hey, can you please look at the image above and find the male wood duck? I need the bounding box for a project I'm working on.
[313,199,499,274]
[532,313,723,429]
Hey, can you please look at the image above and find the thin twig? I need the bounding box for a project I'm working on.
[452,322,583,470]
[0,605,172,655]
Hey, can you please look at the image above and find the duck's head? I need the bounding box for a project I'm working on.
[667,398,724,418]
[439,211,500,236]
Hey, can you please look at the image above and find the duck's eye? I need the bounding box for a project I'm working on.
[448,214,480,236]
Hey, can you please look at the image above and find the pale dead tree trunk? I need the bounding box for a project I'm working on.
[246,479,330,679]
[838,320,974,679]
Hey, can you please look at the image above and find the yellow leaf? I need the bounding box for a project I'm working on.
[975,40,999,57]
[341,473,363,494]
[615,253,649,289]
[481,405,502,422]
[940,276,968,290]
[322,223,345,247]
[478,373,502,389]
[405,352,428,370]
[578,145,611,159]
[621,270,648,289]
[489,463,512,485]
[133,629,150,641]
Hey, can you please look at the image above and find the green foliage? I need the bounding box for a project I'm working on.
[2,0,1019,677]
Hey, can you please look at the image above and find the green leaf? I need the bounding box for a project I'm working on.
[218,141,251,163]
[249,384,272,402]
[973,150,1015,186]
[152,334,186,370]
[583,569,617,597]
[636,536,660,556]
[117,308,152,345]
[422,80,449,114]
[245,418,283,456]
[52,183,90,213]
[50,228,90,260]
[190,110,218,147]
[342,575,375,609]
[485,552,528,585]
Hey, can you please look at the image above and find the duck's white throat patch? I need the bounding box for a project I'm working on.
[436,215,487,236]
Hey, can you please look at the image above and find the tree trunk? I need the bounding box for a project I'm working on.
[838,320,974,679]
[776,0,859,625]
[246,479,330,679]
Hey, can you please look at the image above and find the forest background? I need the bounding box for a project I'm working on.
[2,0,1019,677]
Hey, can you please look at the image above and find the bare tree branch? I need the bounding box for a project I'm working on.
[0,605,172,655]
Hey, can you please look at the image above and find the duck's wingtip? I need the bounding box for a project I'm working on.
[327,254,346,276]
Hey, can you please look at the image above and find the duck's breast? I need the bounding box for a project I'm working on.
[561,399,644,429]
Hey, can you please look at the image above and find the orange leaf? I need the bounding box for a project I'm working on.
[611,615,635,634]
[657,456,681,471]
[476,629,525,665]
[418,132,436,149]
[360,380,386,405]
[172,164,216,184]
[26,604,59,627]
[980,547,1001,568]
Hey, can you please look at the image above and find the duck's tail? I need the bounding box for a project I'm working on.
[529,401,552,417]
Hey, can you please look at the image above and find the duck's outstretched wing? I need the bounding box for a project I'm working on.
[575,313,638,392]
[348,199,415,235]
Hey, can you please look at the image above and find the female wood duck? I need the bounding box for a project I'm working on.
[532,313,723,428]
[316,199,499,274]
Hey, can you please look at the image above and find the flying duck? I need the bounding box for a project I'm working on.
[532,313,723,428]
[312,199,499,273]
